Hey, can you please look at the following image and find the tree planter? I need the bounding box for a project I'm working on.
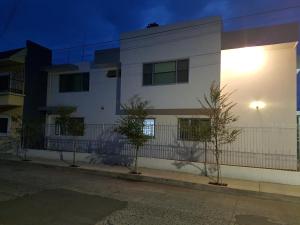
[130,171,141,175]
[70,164,80,168]
[208,181,228,186]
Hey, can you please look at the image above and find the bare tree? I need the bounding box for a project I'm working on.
[115,95,150,174]
[199,81,240,185]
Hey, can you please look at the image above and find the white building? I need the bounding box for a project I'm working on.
[44,17,299,170]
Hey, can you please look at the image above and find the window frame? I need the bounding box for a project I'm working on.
[0,115,10,136]
[59,72,90,93]
[177,118,211,141]
[142,58,189,86]
[143,118,156,138]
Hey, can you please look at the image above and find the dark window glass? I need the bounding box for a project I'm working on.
[59,73,89,92]
[143,59,189,86]
[0,118,8,133]
[177,70,188,83]
[0,75,10,92]
[178,118,210,141]
[55,117,84,136]
[177,59,189,83]
[153,72,176,85]
[106,70,117,78]
[143,64,153,85]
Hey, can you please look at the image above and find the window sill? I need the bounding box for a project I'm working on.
[142,81,189,87]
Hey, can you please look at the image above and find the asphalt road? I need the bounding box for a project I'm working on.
[0,160,300,225]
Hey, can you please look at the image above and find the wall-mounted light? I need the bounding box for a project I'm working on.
[249,101,266,110]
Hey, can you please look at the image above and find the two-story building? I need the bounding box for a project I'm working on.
[43,17,299,170]
[0,41,51,145]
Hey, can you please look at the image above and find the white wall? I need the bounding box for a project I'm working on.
[46,62,119,124]
[221,42,298,156]
[26,149,300,185]
[120,17,222,109]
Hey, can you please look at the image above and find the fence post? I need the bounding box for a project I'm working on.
[70,139,79,167]
[204,140,208,176]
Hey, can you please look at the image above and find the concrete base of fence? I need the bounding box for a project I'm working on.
[25,149,300,185]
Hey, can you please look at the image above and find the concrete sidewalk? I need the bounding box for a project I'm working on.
[4,156,300,198]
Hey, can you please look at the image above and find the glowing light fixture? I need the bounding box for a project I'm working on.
[222,46,266,74]
[249,101,266,110]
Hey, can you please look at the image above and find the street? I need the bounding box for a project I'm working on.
[0,160,300,225]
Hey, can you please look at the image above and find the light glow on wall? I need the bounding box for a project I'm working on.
[249,101,266,110]
[221,46,266,74]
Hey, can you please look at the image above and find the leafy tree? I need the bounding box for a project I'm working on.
[199,81,240,185]
[115,95,150,174]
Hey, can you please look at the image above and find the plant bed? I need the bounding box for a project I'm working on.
[70,164,80,168]
[129,171,141,175]
[208,181,228,187]
[22,159,32,162]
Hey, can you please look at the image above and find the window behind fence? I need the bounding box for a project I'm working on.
[178,118,211,141]
[55,117,85,136]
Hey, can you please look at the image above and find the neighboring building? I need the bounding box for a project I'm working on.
[0,41,51,140]
[44,48,120,129]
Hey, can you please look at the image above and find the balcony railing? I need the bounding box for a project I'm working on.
[0,75,24,95]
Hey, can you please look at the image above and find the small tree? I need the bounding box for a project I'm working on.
[199,81,240,185]
[56,107,85,167]
[115,96,149,174]
[194,122,211,176]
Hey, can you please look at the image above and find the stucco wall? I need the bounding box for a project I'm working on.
[46,62,119,124]
[220,42,298,156]
[26,149,300,185]
[120,17,222,109]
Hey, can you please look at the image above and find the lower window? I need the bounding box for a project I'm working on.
[0,117,9,135]
[55,117,85,136]
[143,119,155,138]
[178,118,210,141]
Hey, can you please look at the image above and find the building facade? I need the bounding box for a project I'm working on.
[43,18,299,170]
[0,41,51,142]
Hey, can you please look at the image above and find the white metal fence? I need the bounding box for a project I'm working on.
[42,124,299,171]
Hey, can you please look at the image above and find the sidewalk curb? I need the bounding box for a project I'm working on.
[3,159,300,202]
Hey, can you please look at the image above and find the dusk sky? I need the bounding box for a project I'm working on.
[0,0,300,54]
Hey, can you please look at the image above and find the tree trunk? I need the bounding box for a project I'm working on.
[204,140,208,176]
[215,136,220,184]
[134,146,139,174]
[216,152,220,184]
[71,139,78,167]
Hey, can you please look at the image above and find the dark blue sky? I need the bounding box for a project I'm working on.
[0,0,300,52]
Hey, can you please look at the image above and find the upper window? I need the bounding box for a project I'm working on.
[0,117,9,135]
[178,118,210,141]
[143,59,189,86]
[143,119,155,138]
[59,73,89,92]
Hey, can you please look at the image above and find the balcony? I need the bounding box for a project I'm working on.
[0,74,24,110]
